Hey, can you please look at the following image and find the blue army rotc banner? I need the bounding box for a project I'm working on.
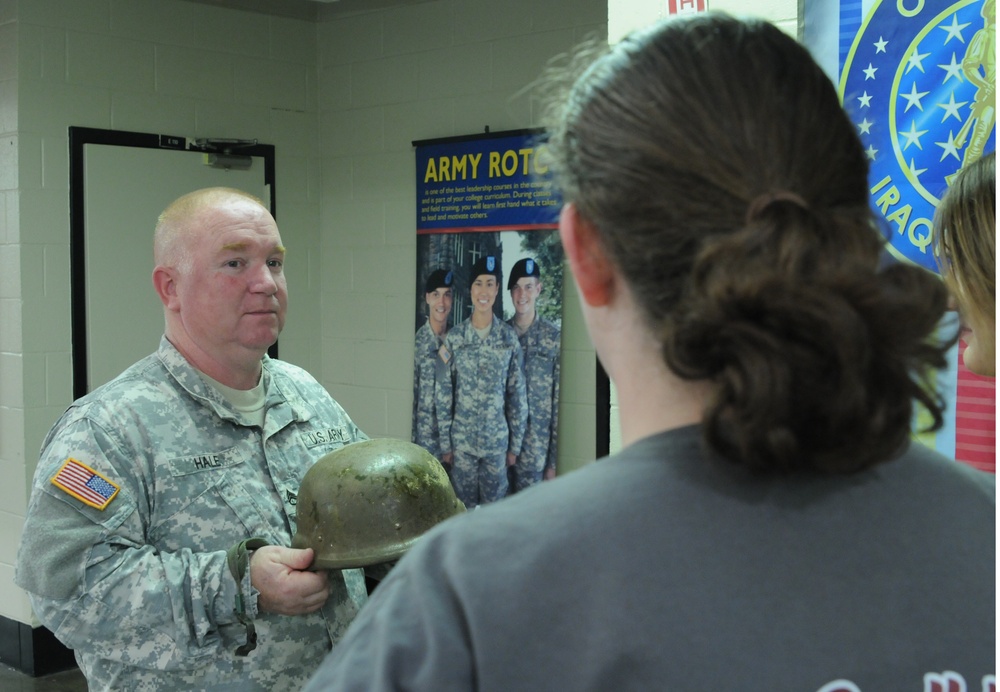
[412,130,565,507]
[416,131,560,232]
[804,0,995,472]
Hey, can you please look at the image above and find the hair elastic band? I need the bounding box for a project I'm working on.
[744,190,810,224]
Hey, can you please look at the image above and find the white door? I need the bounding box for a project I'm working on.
[83,144,268,391]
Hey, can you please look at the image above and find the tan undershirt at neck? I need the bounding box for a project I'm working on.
[199,371,267,428]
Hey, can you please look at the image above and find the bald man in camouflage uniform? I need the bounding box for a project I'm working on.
[16,188,368,691]
[439,256,527,507]
[411,269,454,466]
[506,258,561,491]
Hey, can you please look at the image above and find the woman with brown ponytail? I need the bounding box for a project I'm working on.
[306,14,995,691]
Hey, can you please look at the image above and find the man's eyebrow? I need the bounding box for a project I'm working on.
[220,242,287,254]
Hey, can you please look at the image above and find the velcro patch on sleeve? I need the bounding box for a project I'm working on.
[51,458,120,510]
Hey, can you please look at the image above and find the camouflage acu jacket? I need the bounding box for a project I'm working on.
[411,321,448,459]
[438,316,527,458]
[16,338,368,691]
[509,315,561,473]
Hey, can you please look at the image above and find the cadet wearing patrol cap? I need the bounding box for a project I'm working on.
[438,255,527,507]
[412,269,455,464]
[506,258,561,491]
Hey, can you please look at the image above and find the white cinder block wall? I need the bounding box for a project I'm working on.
[0,0,797,636]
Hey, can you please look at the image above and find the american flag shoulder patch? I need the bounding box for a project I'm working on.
[51,458,120,510]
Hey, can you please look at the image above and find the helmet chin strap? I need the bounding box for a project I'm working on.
[226,536,270,656]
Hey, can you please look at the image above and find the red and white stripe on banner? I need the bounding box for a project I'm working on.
[666,0,706,16]
[955,341,996,473]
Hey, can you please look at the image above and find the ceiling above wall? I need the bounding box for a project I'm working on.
[186,0,428,21]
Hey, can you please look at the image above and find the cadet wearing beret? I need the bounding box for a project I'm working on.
[506,258,561,491]
[412,269,455,466]
[438,256,527,507]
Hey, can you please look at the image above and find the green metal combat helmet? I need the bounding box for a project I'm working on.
[292,438,465,569]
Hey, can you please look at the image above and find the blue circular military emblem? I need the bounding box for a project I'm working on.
[840,0,995,272]
[486,256,496,272]
[445,270,453,286]
[526,259,535,274]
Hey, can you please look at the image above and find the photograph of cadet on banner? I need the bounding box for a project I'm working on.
[413,228,563,509]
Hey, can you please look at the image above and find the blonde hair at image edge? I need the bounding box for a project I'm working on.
[935,152,996,369]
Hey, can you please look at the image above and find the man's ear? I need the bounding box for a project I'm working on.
[152,266,180,312]
[559,203,614,307]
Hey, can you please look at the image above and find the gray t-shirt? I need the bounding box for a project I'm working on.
[305,424,995,691]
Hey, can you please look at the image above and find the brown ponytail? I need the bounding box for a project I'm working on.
[543,13,954,473]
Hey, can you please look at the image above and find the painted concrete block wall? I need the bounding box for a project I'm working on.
[0,0,21,626]
[314,0,607,473]
[0,0,322,626]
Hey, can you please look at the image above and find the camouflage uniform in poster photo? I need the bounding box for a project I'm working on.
[412,268,454,463]
[506,258,561,491]
[439,256,528,507]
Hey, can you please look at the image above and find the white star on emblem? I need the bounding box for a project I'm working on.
[907,158,927,179]
[905,50,930,74]
[937,92,969,122]
[935,130,962,161]
[858,117,874,134]
[938,14,971,44]
[857,91,873,108]
[865,144,878,161]
[863,63,878,80]
[900,82,929,112]
[899,121,928,150]
[874,36,888,53]
[937,53,965,84]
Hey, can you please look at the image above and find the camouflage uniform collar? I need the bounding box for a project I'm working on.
[156,337,277,427]
[510,313,536,337]
[462,313,502,333]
